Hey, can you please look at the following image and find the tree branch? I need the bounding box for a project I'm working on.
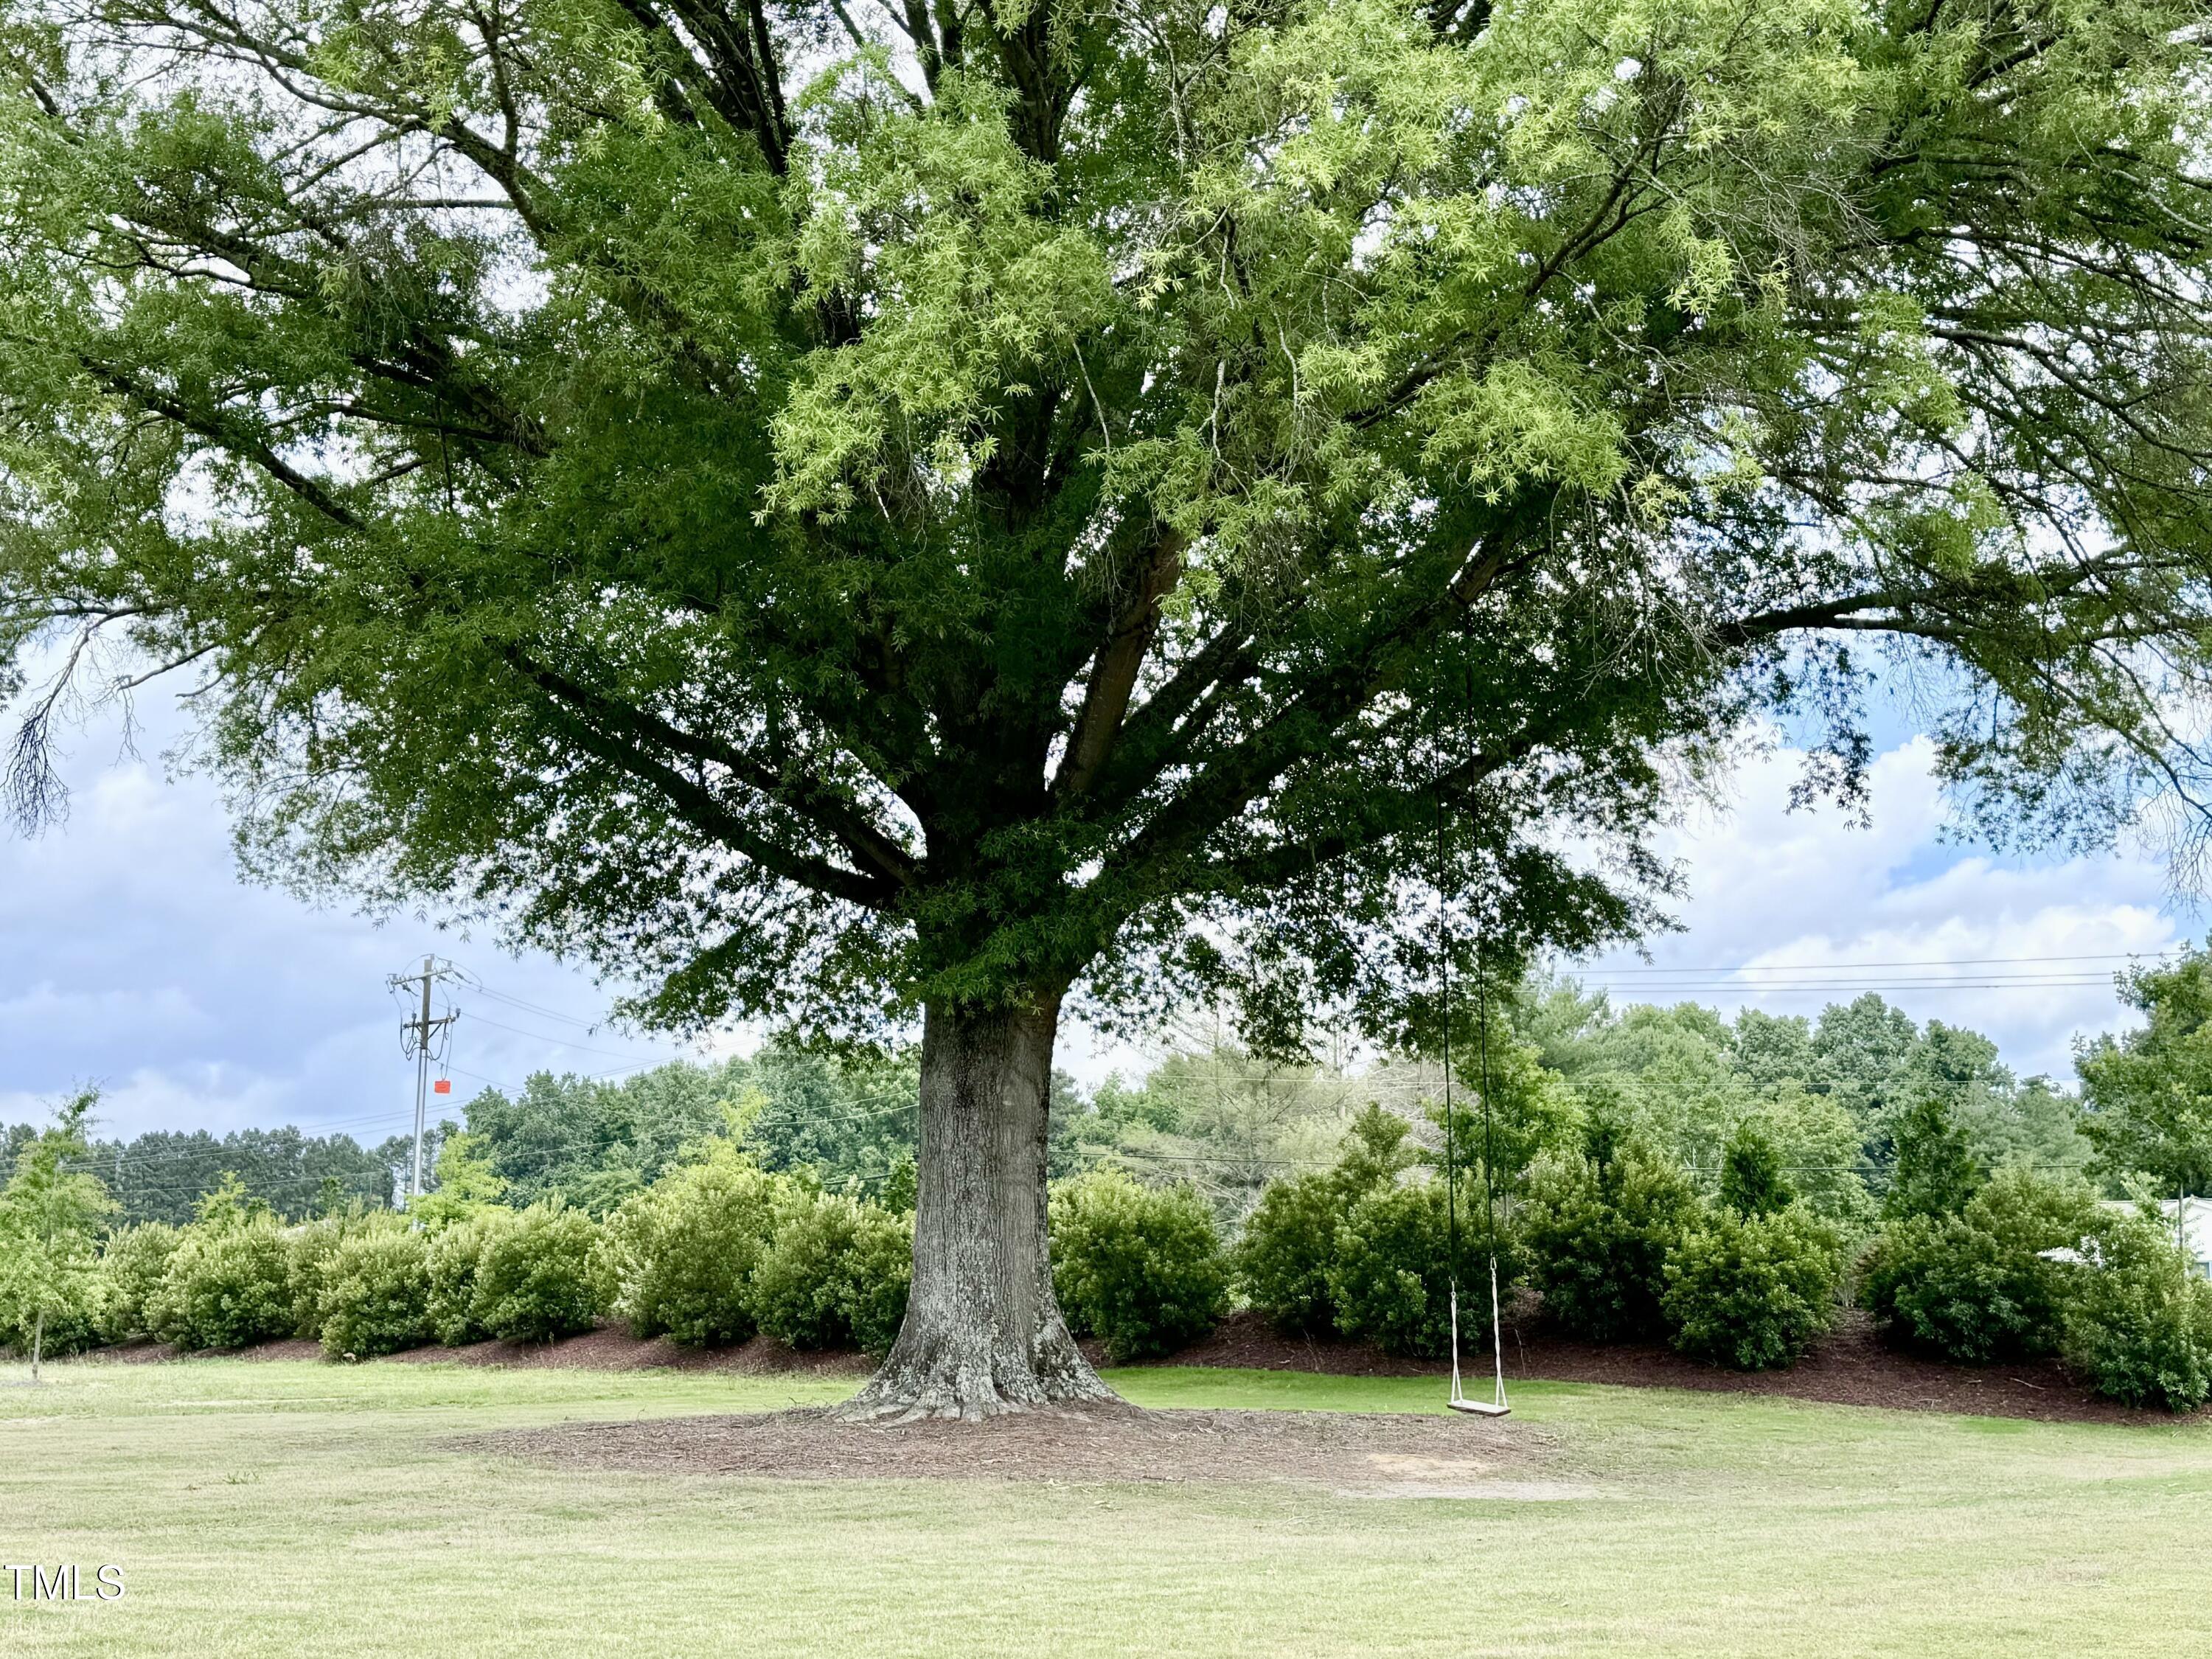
[509,649,919,891]
[1054,528,1185,802]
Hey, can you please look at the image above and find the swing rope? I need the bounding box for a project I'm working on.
[1475,942,1507,1413]
[1436,788,1465,1409]
[1439,626,1508,1419]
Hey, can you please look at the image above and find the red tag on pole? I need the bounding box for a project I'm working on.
[433,1078,452,1095]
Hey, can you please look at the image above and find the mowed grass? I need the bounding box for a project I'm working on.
[1,1354,2208,1658]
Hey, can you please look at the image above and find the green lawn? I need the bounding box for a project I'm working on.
[1,1354,2206,1657]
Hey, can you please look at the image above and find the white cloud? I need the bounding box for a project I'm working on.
[0,678,698,1141]
[1571,737,2193,1079]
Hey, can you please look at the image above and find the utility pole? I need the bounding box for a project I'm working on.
[389,956,461,1211]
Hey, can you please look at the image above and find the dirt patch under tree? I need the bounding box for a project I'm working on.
[465,1403,1590,1498]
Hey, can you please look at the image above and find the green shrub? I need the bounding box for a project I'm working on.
[1662,1204,1842,1371]
[1050,1170,1228,1361]
[426,1211,511,1346]
[2064,1208,2212,1411]
[749,1194,912,1353]
[598,1147,787,1346]
[1521,1141,1698,1343]
[1328,1179,1502,1360]
[316,1230,435,1358]
[189,1172,274,1231]
[1860,1169,2099,1364]
[95,1222,181,1343]
[1232,1105,1418,1338]
[1234,1174,1346,1336]
[149,1222,296,1351]
[469,1202,603,1342]
[283,1217,347,1338]
[879,1154,918,1217]
[283,1207,400,1339]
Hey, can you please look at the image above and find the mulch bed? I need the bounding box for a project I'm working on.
[79,1312,2188,1425]
[1081,1314,1437,1378]
[465,1403,1585,1496]
[80,1326,873,1378]
[97,1335,326,1365]
[381,1327,877,1379]
[1102,1310,2172,1426]
[1498,1311,2166,1425]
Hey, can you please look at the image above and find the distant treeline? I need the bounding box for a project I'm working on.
[0,984,2127,1228]
[0,1038,933,1225]
[0,1124,404,1227]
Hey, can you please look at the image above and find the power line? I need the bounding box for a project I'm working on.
[1569,949,2182,974]
[1564,976,2128,996]
[457,979,608,1029]
[459,1009,680,1065]
[442,1055,689,1093]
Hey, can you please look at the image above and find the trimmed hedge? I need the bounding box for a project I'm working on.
[1860,1169,2100,1365]
[1328,1179,1503,1360]
[1662,1205,1841,1371]
[95,1222,181,1344]
[2064,1207,2212,1412]
[598,1147,787,1346]
[469,1202,604,1342]
[149,1222,295,1351]
[1521,1141,1697,1343]
[1233,1174,1346,1337]
[317,1229,436,1358]
[427,1211,507,1346]
[0,1296,99,1361]
[1232,1104,1417,1338]
[284,1208,402,1340]
[750,1193,912,1354]
[1050,1170,1227,1361]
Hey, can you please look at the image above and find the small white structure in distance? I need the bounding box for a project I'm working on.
[2161,1198,2212,1280]
[2089,1199,2212,1279]
[2042,1200,2212,1278]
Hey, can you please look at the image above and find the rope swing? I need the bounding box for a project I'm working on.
[1438,646,1509,1420]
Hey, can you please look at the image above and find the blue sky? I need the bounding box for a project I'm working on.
[1,672,2197,1142]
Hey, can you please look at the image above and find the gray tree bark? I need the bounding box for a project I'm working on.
[834,994,1114,1420]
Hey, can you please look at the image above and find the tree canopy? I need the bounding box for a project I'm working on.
[1,0,2210,1055]
[2078,945,2212,1194]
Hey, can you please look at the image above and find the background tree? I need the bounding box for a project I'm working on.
[458,1060,749,1212]
[1884,1094,1983,1222]
[5,0,2212,1416]
[77,1127,397,1225]
[1050,1039,1361,1213]
[1719,1122,1794,1221]
[1811,995,1924,1152]
[2077,948,2212,1195]
[0,1092,116,1380]
[405,1130,510,1228]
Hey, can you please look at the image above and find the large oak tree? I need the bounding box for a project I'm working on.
[2,0,2211,1415]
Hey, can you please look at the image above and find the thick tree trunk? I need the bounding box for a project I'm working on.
[835,995,1114,1421]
